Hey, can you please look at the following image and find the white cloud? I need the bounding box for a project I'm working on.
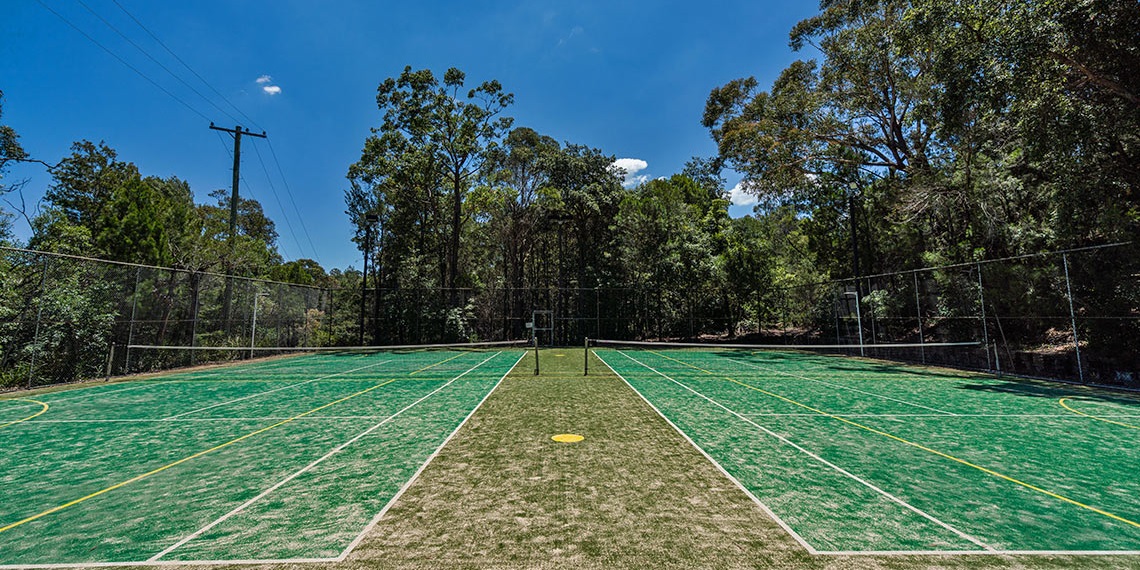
[729,181,759,207]
[610,158,648,188]
[256,75,272,84]
[262,85,282,95]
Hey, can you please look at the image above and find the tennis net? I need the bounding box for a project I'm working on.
[121,340,530,377]
[585,338,985,376]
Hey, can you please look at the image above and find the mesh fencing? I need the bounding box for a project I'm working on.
[2,243,1136,389]
[0,247,330,388]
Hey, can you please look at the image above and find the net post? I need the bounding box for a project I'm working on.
[584,337,589,376]
[533,334,540,376]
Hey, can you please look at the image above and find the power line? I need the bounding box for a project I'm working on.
[110,1,317,264]
[250,139,311,261]
[212,130,293,262]
[34,0,211,123]
[109,0,265,133]
[266,139,320,262]
[73,0,244,127]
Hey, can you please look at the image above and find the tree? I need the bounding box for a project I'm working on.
[1,90,29,241]
[366,66,514,297]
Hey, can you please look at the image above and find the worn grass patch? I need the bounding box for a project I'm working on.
[341,348,1140,570]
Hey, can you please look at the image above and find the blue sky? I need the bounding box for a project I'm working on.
[1,1,820,270]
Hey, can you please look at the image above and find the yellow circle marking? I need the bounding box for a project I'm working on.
[552,433,584,443]
[1059,397,1140,430]
[0,399,49,431]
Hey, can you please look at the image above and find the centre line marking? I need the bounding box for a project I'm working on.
[150,352,504,560]
[647,349,1140,531]
[161,360,392,420]
[0,351,460,535]
[614,350,993,551]
[725,355,956,415]
[409,352,466,375]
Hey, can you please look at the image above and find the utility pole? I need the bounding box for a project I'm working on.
[210,123,267,331]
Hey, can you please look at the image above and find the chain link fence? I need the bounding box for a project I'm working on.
[3,243,1136,389]
[0,247,330,389]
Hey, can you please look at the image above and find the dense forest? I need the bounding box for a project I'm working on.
[1,0,1137,387]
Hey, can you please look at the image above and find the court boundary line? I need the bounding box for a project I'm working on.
[725,356,957,416]
[0,350,471,536]
[659,350,1140,529]
[160,359,394,420]
[2,355,323,406]
[594,351,820,555]
[334,350,527,561]
[640,348,1140,549]
[151,352,504,560]
[0,350,526,569]
[611,349,994,552]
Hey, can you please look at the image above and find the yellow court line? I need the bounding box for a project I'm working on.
[0,349,468,534]
[409,352,466,375]
[0,379,398,535]
[0,399,49,430]
[1059,398,1140,430]
[645,350,1140,530]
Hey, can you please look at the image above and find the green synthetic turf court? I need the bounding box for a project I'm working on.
[0,348,524,567]
[596,347,1140,555]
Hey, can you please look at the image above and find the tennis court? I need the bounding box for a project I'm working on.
[0,347,524,567]
[595,344,1140,555]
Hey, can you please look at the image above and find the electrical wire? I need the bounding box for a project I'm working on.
[212,130,292,262]
[109,0,265,133]
[250,139,310,260]
[111,0,319,264]
[74,0,244,127]
[34,0,211,123]
[266,139,320,262]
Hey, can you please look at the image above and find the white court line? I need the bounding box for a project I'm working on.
[743,413,1140,419]
[334,350,526,562]
[37,382,162,404]
[150,351,508,561]
[12,354,330,407]
[594,351,819,555]
[161,360,392,420]
[726,357,957,416]
[612,349,994,552]
[24,416,388,424]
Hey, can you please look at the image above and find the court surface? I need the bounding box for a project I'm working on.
[597,347,1140,555]
[0,349,524,567]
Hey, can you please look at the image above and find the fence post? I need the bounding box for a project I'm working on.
[1062,253,1085,383]
[833,289,842,344]
[913,271,925,364]
[27,255,49,389]
[976,262,991,371]
[124,266,142,373]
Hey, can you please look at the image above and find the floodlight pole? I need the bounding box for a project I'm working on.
[844,290,865,356]
[250,292,269,359]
